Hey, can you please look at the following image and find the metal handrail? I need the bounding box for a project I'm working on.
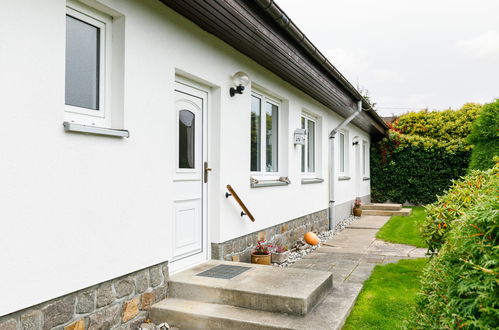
[225,184,255,222]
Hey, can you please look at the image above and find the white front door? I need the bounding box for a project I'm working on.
[170,80,209,273]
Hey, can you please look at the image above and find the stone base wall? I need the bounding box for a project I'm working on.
[0,262,169,330]
[211,209,329,262]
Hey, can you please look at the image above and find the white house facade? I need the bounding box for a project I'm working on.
[0,0,387,328]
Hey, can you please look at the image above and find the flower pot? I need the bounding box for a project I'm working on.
[271,251,289,264]
[353,207,362,217]
[251,252,271,265]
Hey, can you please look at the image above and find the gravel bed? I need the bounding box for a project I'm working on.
[273,215,360,268]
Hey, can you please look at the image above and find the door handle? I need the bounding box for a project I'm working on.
[204,162,212,183]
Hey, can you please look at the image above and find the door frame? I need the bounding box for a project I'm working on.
[170,77,210,274]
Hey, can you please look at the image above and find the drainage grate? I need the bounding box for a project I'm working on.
[196,264,251,279]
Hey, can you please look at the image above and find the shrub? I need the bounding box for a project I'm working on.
[371,104,481,205]
[421,161,497,254]
[412,173,498,329]
[468,99,499,171]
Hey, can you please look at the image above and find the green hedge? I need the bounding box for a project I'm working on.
[371,104,481,204]
[421,161,497,254]
[411,162,498,329]
[468,100,499,171]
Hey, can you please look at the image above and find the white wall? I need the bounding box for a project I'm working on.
[0,0,371,315]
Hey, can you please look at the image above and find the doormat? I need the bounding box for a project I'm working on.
[196,264,250,279]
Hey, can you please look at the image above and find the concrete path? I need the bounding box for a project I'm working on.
[289,215,427,329]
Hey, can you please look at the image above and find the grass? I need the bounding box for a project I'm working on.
[376,206,427,248]
[343,258,427,330]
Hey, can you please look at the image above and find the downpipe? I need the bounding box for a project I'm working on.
[328,101,367,230]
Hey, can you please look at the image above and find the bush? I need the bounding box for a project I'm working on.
[371,104,481,205]
[412,170,498,329]
[421,161,497,254]
[468,100,499,171]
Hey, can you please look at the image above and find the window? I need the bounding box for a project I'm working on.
[251,92,279,174]
[362,140,369,177]
[338,131,349,176]
[178,110,195,169]
[301,114,316,173]
[65,1,112,126]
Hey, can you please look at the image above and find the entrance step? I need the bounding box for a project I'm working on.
[363,208,412,216]
[362,203,402,211]
[161,260,333,316]
[151,298,303,330]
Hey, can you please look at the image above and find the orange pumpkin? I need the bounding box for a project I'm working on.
[304,232,320,246]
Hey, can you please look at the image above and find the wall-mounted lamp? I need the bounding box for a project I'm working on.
[230,71,250,97]
[352,141,359,146]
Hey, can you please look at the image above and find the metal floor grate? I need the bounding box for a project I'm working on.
[196,264,251,279]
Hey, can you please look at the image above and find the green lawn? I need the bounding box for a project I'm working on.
[343,258,427,330]
[376,206,427,248]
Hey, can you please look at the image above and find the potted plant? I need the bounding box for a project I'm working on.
[271,245,289,264]
[251,240,272,265]
[353,199,362,216]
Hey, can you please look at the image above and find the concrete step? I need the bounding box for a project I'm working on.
[151,298,302,330]
[362,203,402,211]
[362,208,412,216]
[165,260,333,316]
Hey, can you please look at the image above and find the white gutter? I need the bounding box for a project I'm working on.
[328,101,367,230]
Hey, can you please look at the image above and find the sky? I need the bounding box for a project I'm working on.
[278,0,499,116]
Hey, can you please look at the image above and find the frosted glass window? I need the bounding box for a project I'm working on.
[307,119,315,172]
[363,141,369,176]
[339,132,345,173]
[265,102,278,172]
[250,96,261,172]
[65,15,100,110]
[301,115,316,173]
[179,110,195,169]
[251,93,280,174]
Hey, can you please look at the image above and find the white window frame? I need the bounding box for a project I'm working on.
[65,1,112,127]
[301,113,317,177]
[362,140,370,178]
[250,90,281,179]
[338,130,349,177]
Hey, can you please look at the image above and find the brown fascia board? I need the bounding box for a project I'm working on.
[159,0,388,136]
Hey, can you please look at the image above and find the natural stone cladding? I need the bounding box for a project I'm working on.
[212,209,329,262]
[0,262,169,330]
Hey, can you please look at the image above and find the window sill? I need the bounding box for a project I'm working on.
[301,178,324,185]
[63,122,129,138]
[338,176,351,181]
[363,177,371,181]
[251,180,290,188]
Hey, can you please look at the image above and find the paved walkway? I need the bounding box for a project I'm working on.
[289,215,427,329]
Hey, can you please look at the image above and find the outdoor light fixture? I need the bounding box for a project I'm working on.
[352,141,359,146]
[230,71,250,97]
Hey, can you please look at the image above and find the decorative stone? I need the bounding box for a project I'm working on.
[140,292,155,311]
[21,310,42,330]
[149,265,163,288]
[127,312,147,330]
[0,319,17,330]
[88,303,121,330]
[161,263,169,283]
[76,290,95,314]
[42,295,75,330]
[153,286,167,303]
[122,298,139,322]
[135,270,150,294]
[114,277,135,298]
[139,323,156,330]
[96,283,115,308]
[64,319,85,330]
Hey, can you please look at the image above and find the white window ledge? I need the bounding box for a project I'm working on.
[363,177,371,181]
[63,122,129,138]
[301,178,324,185]
[338,176,351,181]
[251,180,290,188]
